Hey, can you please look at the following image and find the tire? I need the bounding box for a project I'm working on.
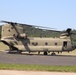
[44,51,47,55]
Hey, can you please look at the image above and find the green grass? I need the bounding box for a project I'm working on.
[0,64,76,72]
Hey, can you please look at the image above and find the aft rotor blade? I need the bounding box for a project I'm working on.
[0,20,61,32]
[0,20,55,29]
[0,20,14,24]
[0,20,16,26]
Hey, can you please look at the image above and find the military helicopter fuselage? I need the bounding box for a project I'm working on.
[0,22,76,55]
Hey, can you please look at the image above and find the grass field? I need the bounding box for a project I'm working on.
[0,64,76,72]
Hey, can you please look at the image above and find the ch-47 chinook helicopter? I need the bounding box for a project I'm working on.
[0,20,76,55]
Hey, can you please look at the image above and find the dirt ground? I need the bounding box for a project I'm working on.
[0,70,76,75]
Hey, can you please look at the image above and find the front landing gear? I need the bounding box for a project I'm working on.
[51,52,56,56]
[43,52,56,56]
[44,51,48,55]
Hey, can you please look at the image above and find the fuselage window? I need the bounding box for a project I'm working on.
[8,29,10,32]
[32,42,38,46]
[45,42,48,45]
[55,43,57,46]
[13,34,15,36]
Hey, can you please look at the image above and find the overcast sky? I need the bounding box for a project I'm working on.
[0,0,76,30]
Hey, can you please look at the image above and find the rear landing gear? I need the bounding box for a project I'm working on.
[5,49,22,54]
[6,46,22,54]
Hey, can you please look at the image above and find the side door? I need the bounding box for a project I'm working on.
[63,41,67,50]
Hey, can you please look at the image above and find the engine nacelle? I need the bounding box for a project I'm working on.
[17,33,27,39]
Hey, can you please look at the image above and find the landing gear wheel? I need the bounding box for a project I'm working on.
[51,52,56,56]
[38,51,40,54]
[44,51,48,55]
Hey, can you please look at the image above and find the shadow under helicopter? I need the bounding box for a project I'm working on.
[4,50,76,57]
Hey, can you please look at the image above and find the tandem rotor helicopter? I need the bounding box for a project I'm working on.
[0,20,76,55]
